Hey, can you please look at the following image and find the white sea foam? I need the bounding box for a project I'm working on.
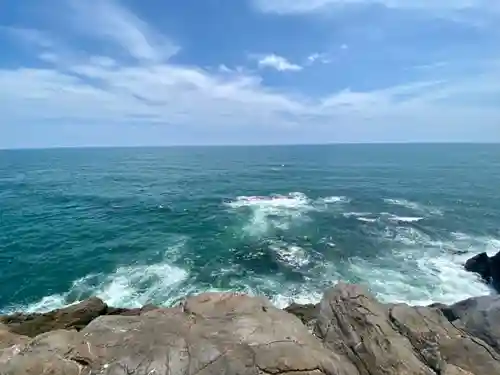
[384,198,443,216]
[349,227,496,305]
[269,241,310,268]
[343,212,372,218]
[317,196,350,204]
[5,256,188,314]
[388,216,424,223]
[236,193,311,235]
[357,217,378,223]
[226,192,349,236]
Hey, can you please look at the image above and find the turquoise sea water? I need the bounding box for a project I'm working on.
[1,144,500,312]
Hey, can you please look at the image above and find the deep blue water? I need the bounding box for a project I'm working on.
[1,144,499,312]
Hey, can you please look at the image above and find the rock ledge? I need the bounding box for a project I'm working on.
[1,283,500,375]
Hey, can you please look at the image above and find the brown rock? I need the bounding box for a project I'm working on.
[78,292,357,375]
[315,283,500,375]
[0,297,107,337]
[0,324,30,350]
[389,303,500,375]
[443,295,500,354]
[2,285,500,375]
[105,303,159,316]
[1,329,94,375]
[285,302,319,331]
[315,283,434,375]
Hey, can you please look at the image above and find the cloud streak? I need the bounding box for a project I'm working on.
[67,0,180,62]
[253,0,494,14]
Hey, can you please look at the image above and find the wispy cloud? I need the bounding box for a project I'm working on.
[67,0,179,62]
[253,0,492,14]
[2,27,54,48]
[256,54,302,71]
[306,52,332,65]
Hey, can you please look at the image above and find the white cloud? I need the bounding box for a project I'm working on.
[1,0,499,146]
[2,57,499,140]
[67,0,179,62]
[256,54,303,71]
[306,52,332,64]
[253,0,490,14]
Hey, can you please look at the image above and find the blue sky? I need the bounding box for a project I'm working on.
[0,0,499,148]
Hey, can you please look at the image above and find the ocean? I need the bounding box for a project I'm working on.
[1,144,499,313]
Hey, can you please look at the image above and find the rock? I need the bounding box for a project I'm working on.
[78,292,356,375]
[464,250,500,292]
[3,285,500,375]
[284,302,319,330]
[315,283,435,375]
[389,302,500,375]
[0,324,30,350]
[1,329,95,375]
[443,295,500,354]
[489,251,500,292]
[0,297,107,337]
[315,282,500,375]
[0,324,30,366]
[105,304,159,316]
[465,252,491,281]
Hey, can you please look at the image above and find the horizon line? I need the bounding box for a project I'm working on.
[1,141,499,151]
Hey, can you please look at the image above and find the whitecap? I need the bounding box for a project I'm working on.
[317,196,350,204]
[388,216,424,223]
[3,253,189,313]
[384,198,442,216]
[226,192,314,236]
[269,241,310,268]
[357,217,378,223]
[343,212,372,218]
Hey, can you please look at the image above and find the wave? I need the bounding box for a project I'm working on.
[344,212,422,224]
[268,241,310,268]
[316,196,350,204]
[343,212,372,218]
[387,216,424,223]
[349,227,496,305]
[226,192,314,236]
[267,229,498,308]
[357,217,378,223]
[384,198,443,216]
[226,192,349,236]
[3,254,188,314]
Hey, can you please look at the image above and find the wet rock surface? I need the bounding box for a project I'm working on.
[1,284,500,375]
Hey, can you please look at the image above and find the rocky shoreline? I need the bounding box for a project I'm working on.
[1,252,499,375]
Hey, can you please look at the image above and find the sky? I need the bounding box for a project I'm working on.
[0,0,499,148]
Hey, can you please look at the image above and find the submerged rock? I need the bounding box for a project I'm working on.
[1,285,500,374]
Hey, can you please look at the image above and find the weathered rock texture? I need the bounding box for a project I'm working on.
[1,283,500,375]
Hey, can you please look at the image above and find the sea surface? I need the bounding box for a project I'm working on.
[1,144,500,313]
